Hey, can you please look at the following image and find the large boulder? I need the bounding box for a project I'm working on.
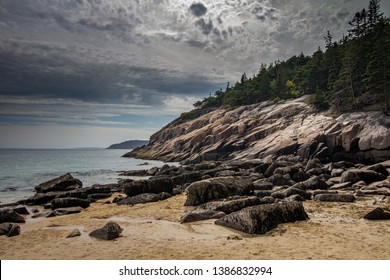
[89,222,123,240]
[34,173,82,193]
[340,169,386,184]
[0,223,21,237]
[184,176,253,206]
[215,201,308,234]
[0,209,26,223]
[51,198,90,210]
[123,177,174,197]
[179,210,226,223]
[196,196,261,214]
[298,176,329,190]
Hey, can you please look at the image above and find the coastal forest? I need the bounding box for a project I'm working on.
[192,0,389,115]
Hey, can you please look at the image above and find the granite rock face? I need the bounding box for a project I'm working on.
[125,97,390,163]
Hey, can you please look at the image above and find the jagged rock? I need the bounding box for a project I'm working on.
[55,189,88,199]
[86,185,112,194]
[331,168,345,177]
[66,229,81,238]
[284,187,311,199]
[297,176,329,190]
[147,167,159,176]
[305,158,323,172]
[53,207,83,216]
[179,210,226,223]
[340,169,387,184]
[292,169,310,182]
[193,161,219,171]
[171,172,203,186]
[116,192,171,205]
[329,182,353,190]
[307,167,330,176]
[259,196,275,204]
[364,164,389,177]
[314,194,356,202]
[123,177,174,197]
[35,173,82,193]
[20,192,60,205]
[9,206,29,215]
[311,190,339,198]
[0,223,21,237]
[352,181,366,188]
[363,207,390,220]
[254,190,274,198]
[89,222,123,240]
[88,193,112,200]
[214,201,308,234]
[286,194,305,201]
[0,209,25,223]
[266,174,293,186]
[196,196,261,214]
[184,176,253,206]
[253,180,274,190]
[51,198,90,210]
[119,170,148,176]
[355,189,390,196]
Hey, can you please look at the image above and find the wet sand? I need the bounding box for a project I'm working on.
[1,193,389,260]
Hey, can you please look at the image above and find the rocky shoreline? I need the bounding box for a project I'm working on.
[1,157,389,245]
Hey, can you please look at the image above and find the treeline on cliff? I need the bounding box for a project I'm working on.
[191,0,389,117]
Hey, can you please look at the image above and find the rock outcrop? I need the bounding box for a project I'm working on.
[125,97,390,164]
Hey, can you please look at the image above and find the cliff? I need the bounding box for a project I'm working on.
[125,96,390,164]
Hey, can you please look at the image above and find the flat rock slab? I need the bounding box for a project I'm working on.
[215,201,308,234]
[115,192,171,206]
[179,210,226,223]
[363,208,390,220]
[314,194,356,202]
[0,222,21,237]
[89,222,123,240]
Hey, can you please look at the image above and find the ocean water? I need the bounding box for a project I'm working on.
[0,149,166,204]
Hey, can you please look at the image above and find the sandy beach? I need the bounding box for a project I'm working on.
[1,193,389,260]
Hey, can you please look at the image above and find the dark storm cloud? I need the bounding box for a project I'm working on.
[0,39,218,108]
[189,2,208,17]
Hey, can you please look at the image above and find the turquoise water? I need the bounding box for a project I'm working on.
[0,149,165,204]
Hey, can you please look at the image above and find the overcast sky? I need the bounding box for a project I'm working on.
[0,0,389,148]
